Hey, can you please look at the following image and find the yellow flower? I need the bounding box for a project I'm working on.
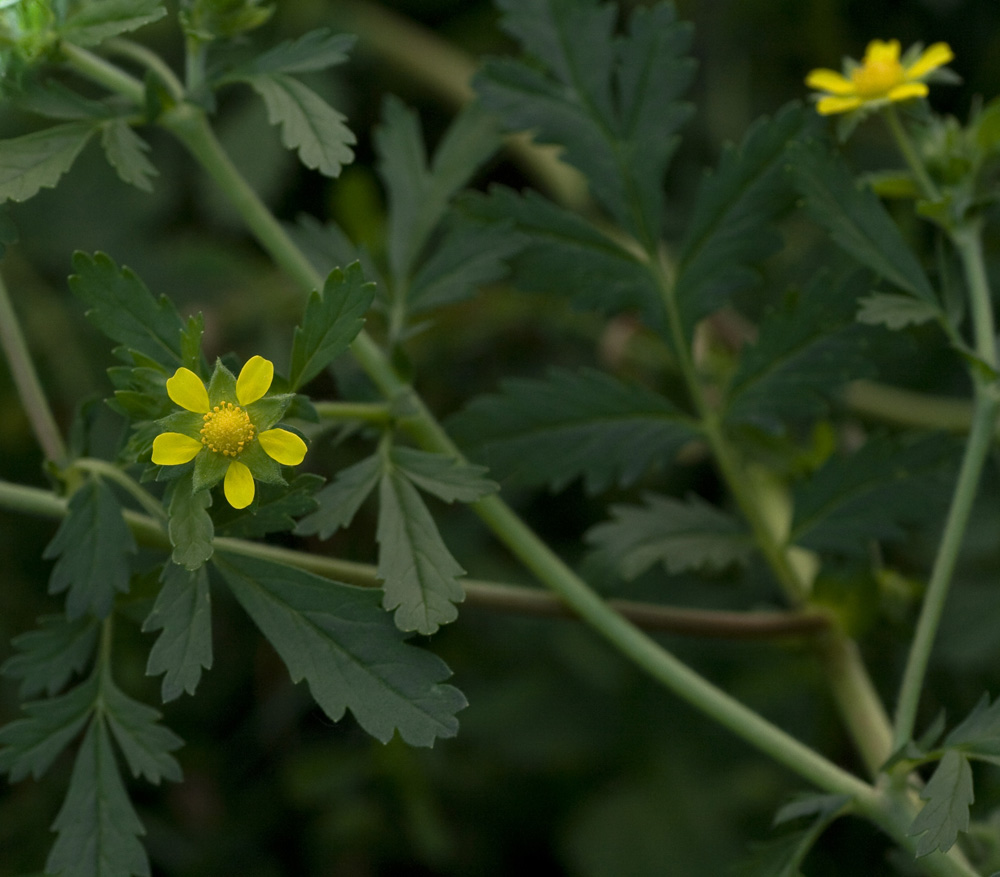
[152,355,307,509]
[806,40,954,116]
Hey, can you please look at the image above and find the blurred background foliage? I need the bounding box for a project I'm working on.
[3,1,1000,874]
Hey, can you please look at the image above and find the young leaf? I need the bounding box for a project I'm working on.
[45,720,150,877]
[789,433,956,556]
[216,473,323,539]
[377,465,466,635]
[1,614,99,699]
[673,103,813,338]
[943,693,1000,759]
[44,479,137,619]
[389,447,497,503]
[214,552,467,746]
[789,139,937,303]
[0,674,98,782]
[448,368,699,493]
[166,477,214,571]
[585,493,752,580]
[909,749,974,856]
[100,118,157,192]
[288,261,375,391]
[238,28,355,75]
[241,73,355,177]
[294,454,381,540]
[58,0,166,47]
[857,292,943,330]
[143,564,213,703]
[475,0,694,245]
[102,677,183,783]
[0,121,97,203]
[69,251,186,369]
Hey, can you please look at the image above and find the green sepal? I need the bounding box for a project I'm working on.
[192,447,229,492]
[206,360,237,405]
[245,392,295,432]
[239,441,286,486]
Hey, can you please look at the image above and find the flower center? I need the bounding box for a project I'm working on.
[851,58,904,98]
[200,402,255,457]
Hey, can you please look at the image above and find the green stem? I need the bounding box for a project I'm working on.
[312,400,394,425]
[104,37,186,101]
[953,223,999,371]
[0,270,66,463]
[884,105,941,202]
[844,380,987,435]
[58,41,146,106]
[73,458,168,522]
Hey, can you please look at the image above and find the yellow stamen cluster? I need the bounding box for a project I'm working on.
[200,402,255,457]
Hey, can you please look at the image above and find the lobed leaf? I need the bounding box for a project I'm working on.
[943,693,1000,759]
[856,292,943,330]
[100,118,157,192]
[214,552,467,746]
[295,454,381,540]
[909,749,974,856]
[216,473,323,539]
[166,478,214,571]
[239,28,355,75]
[0,121,96,203]
[1,614,99,699]
[102,677,183,783]
[58,0,166,47]
[389,447,497,504]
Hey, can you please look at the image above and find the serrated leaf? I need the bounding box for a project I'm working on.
[143,564,213,703]
[166,477,214,571]
[285,214,364,280]
[789,434,956,556]
[43,479,137,619]
[476,0,694,245]
[1,615,99,699]
[102,677,183,783]
[242,73,355,177]
[288,261,375,390]
[46,719,150,877]
[0,674,98,782]
[725,271,876,431]
[585,493,752,580]
[215,473,323,539]
[857,292,942,330]
[100,118,157,192]
[294,455,381,540]
[0,121,96,203]
[448,368,699,493]
[674,103,813,338]
[909,749,974,856]
[214,552,466,746]
[789,139,937,303]
[69,251,186,369]
[240,28,355,75]
[944,693,1000,759]
[389,447,497,504]
[377,465,466,635]
[58,0,166,47]
[12,81,113,122]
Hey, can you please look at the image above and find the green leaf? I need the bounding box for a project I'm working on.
[44,479,137,619]
[241,73,355,177]
[585,493,752,580]
[294,454,381,540]
[0,121,96,203]
[214,552,466,746]
[58,0,166,47]
[0,675,98,782]
[288,261,375,391]
[674,103,813,338]
[377,464,466,635]
[943,693,1000,759]
[180,313,205,372]
[100,118,157,192]
[215,473,323,539]
[1,614,99,699]
[389,447,497,503]
[143,564,213,702]
[789,434,957,556]
[856,292,943,330]
[69,251,186,369]
[46,719,150,877]
[476,0,694,244]
[449,368,699,493]
[102,677,183,783]
[239,28,355,75]
[909,749,974,856]
[725,272,876,432]
[166,477,214,571]
[789,139,937,303]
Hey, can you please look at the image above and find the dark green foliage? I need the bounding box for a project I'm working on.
[215,473,323,539]
[102,676,183,783]
[166,477,214,571]
[389,447,496,503]
[0,121,97,202]
[57,0,166,47]
[99,118,157,192]
[1,615,99,699]
[236,28,355,75]
[909,750,974,856]
[449,368,699,493]
[856,292,943,330]
[943,693,1000,760]
[295,454,381,540]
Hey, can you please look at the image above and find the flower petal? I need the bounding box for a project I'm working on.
[166,368,210,413]
[805,68,855,95]
[152,432,203,465]
[236,355,274,406]
[258,428,308,466]
[816,95,864,116]
[888,82,929,102]
[224,460,255,509]
[905,42,953,80]
[864,39,901,65]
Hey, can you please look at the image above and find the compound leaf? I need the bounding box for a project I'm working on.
[0,121,96,203]
[59,0,166,47]
[389,447,497,504]
[944,693,1000,760]
[449,368,699,493]
[100,118,157,192]
[1,614,99,699]
[239,28,355,75]
[909,749,973,856]
[102,678,183,783]
[44,479,137,620]
[214,552,466,746]
[294,454,381,540]
[216,473,323,539]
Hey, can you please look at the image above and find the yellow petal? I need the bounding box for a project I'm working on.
[816,95,863,116]
[236,355,274,406]
[224,460,255,509]
[258,428,308,466]
[805,68,855,95]
[152,432,203,465]
[888,82,929,102]
[864,39,900,64]
[905,42,953,80]
[166,368,210,413]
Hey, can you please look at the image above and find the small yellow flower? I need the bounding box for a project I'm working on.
[806,40,954,116]
[152,355,307,509]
